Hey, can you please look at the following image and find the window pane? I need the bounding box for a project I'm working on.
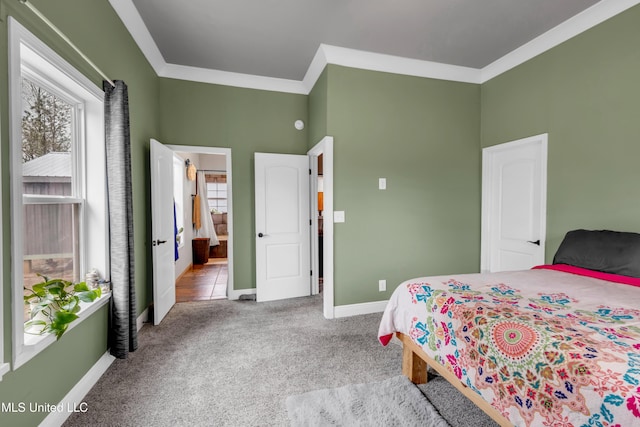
[21,78,73,196]
[23,202,80,319]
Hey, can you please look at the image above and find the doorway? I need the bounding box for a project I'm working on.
[316,154,324,293]
[308,137,334,319]
[169,146,234,303]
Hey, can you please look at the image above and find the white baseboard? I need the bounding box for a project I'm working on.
[226,290,388,318]
[333,300,389,318]
[136,308,149,331]
[227,287,256,301]
[39,351,115,427]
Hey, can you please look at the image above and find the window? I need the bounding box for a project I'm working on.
[21,78,81,316]
[9,18,109,368]
[206,174,227,213]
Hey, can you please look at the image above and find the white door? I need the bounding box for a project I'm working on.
[481,134,547,272]
[150,139,176,324]
[255,153,311,302]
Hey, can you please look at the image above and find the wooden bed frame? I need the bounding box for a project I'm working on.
[397,332,513,427]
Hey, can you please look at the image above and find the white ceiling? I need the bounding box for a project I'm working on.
[110,0,639,93]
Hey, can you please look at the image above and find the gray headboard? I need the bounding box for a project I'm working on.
[553,229,640,278]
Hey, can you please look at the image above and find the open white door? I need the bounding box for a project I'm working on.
[481,134,547,272]
[255,153,311,302]
[150,139,176,324]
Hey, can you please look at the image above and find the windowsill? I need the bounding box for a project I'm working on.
[15,292,111,369]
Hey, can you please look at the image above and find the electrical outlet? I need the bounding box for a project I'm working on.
[379,279,386,292]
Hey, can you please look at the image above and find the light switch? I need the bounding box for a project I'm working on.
[334,211,345,223]
[379,178,386,190]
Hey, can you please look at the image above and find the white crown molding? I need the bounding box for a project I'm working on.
[480,0,640,83]
[302,44,329,93]
[108,0,166,72]
[161,63,308,94]
[110,0,640,93]
[320,44,481,84]
[302,44,481,92]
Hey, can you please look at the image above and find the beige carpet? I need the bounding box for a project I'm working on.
[64,295,403,426]
[65,294,498,426]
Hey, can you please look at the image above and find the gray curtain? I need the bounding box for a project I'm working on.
[104,80,137,358]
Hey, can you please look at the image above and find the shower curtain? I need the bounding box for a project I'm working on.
[196,171,219,246]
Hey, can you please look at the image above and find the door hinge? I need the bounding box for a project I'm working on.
[310,219,312,225]
[309,169,312,175]
[310,270,313,276]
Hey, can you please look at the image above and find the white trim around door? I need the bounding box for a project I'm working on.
[308,136,334,319]
[167,145,235,298]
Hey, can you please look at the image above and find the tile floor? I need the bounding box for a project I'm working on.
[175,258,228,302]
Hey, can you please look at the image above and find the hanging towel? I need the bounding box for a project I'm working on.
[196,171,219,246]
[193,193,201,230]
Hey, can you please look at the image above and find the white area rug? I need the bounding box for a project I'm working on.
[286,375,450,426]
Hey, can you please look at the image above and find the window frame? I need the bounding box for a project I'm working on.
[0,57,7,383]
[8,17,110,369]
[206,178,228,213]
[21,69,85,289]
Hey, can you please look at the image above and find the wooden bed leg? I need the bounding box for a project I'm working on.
[396,333,514,426]
[402,341,428,384]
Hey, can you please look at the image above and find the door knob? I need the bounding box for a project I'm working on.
[156,239,167,245]
[527,239,540,246]
[258,233,267,238]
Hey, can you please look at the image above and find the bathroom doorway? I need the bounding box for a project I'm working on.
[170,146,233,303]
[316,154,324,293]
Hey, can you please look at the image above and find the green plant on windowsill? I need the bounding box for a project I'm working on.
[24,275,102,340]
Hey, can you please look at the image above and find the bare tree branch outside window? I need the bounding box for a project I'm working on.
[21,78,77,313]
[21,78,72,162]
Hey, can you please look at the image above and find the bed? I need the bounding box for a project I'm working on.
[378,230,640,427]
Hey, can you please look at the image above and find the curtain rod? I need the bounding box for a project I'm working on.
[198,169,226,173]
[20,0,116,88]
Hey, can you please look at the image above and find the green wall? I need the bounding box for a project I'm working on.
[157,78,309,290]
[308,68,329,146]
[2,0,640,424]
[323,65,481,305]
[159,66,482,305]
[0,0,160,425]
[481,4,640,259]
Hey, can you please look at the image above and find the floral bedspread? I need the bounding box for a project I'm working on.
[378,268,640,427]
